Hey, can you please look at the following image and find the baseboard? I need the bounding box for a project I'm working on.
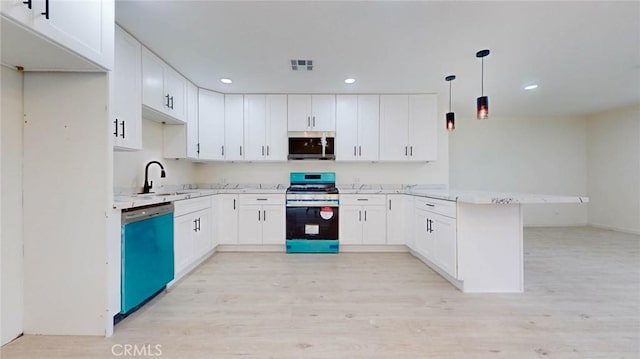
[588,223,640,235]
[215,244,285,252]
[339,245,409,252]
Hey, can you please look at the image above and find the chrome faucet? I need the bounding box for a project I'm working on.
[142,161,166,194]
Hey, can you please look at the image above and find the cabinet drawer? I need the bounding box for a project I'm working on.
[414,196,456,218]
[340,194,386,206]
[174,197,211,217]
[238,194,285,206]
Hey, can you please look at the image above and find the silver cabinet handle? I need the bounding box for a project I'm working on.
[312,116,316,127]
[364,210,367,221]
[262,145,265,156]
[258,210,261,221]
[257,198,267,201]
[263,210,266,221]
[405,146,408,156]
[354,146,357,156]
[389,199,391,210]
[233,199,236,210]
[425,203,435,207]
[359,146,362,156]
[222,145,225,156]
[359,210,362,222]
[240,146,243,156]
[410,146,413,156]
[357,198,369,201]
[307,116,310,127]
[267,146,270,156]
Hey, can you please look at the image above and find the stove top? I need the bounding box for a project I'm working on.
[286,184,339,194]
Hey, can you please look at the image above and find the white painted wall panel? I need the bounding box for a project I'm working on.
[1,65,24,345]
[449,115,588,226]
[587,104,640,234]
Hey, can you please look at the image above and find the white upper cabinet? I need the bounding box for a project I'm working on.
[198,88,225,160]
[287,94,335,132]
[244,94,287,161]
[163,81,199,159]
[336,95,379,161]
[379,94,437,161]
[141,47,186,124]
[1,0,114,70]
[224,94,244,161]
[113,25,141,151]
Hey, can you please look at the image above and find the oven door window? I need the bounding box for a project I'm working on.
[286,206,338,240]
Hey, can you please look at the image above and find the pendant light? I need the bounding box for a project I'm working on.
[476,49,490,119]
[445,75,456,131]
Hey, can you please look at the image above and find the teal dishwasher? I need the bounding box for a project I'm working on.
[120,203,174,315]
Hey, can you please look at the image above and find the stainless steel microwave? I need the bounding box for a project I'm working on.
[287,132,335,160]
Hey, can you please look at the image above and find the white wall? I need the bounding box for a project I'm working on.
[1,66,24,345]
[195,117,450,186]
[587,103,640,234]
[114,119,197,191]
[449,115,588,226]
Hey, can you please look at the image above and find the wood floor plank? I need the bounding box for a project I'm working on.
[2,227,639,358]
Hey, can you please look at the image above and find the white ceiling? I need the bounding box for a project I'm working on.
[115,1,640,118]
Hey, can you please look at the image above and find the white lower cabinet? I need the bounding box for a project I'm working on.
[386,194,409,245]
[238,194,285,245]
[173,197,213,279]
[213,194,239,244]
[339,195,386,245]
[412,196,457,279]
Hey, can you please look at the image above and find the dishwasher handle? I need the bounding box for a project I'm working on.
[122,203,174,224]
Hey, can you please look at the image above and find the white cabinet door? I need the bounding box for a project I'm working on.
[310,95,335,131]
[113,25,141,150]
[244,95,267,161]
[198,89,224,160]
[265,95,287,161]
[164,66,186,123]
[224,94,244,161]
[238,205,262,244]
[336,95,358,161]
[174,213,196,275]
[1,0,33,25]
[362,206,386,244]
[379,95,409,161]
[193,208,212,257]
[262,206,285,244]
[408,94,437,161]
[287,94,312,131]
[414,209,433,259]
[386,195,406,245]
[141,47,167,115]
[31,0,113,70]
[339,205,362,244]
[432,212,457,278]
[216,195,238,244]
[357,95,379,161]
[185,82,199,159]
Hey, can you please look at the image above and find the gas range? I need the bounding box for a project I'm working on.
[285,172,339,253]
[286,174,339,207]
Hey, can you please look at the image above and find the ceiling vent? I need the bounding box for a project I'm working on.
[291,59,313,71]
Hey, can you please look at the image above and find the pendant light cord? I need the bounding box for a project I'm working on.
[449,81,452,112]
[481,57,484,96]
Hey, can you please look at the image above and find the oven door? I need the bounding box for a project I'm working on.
[286,205,338,240]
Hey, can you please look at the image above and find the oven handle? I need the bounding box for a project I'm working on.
[286,202,339,207]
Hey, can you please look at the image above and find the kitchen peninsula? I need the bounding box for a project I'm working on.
[113,184,587,294]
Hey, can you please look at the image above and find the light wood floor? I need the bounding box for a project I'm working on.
[2,227,639,358]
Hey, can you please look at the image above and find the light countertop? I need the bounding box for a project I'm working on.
[114,184,588,209]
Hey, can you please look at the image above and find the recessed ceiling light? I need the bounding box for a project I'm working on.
[344,78,356,84]
[524,84,538,90]
[220,78,233,84]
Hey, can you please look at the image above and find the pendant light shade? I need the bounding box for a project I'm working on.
[445,75,456,131]
[476,49,490,120]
